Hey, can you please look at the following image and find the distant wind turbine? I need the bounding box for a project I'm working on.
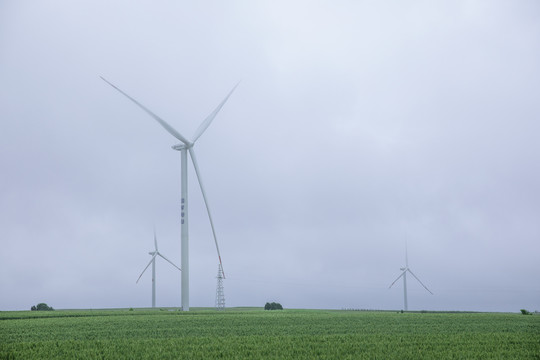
[137,228,181,308]
[102,76,238,311]
[389,243,433,311]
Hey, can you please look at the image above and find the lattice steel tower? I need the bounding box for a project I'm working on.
[215,264,225,310]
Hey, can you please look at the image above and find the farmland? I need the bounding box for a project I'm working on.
[1,308,539,359]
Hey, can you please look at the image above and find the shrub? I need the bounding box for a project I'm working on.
[520,309,532,315]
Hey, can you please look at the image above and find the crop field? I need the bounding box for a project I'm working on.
[1,308,539,359]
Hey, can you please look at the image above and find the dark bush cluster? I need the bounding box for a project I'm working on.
[264,302,283,310]
[520,309,532,315]
[31,303,54,311]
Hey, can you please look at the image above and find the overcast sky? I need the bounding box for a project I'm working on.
[1,1,539,312]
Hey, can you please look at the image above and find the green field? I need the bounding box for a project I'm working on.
[1,308,539,359]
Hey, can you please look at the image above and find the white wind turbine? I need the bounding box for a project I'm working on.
[102,77,237,311]
[389,243,433,311]
[136,229,181,308]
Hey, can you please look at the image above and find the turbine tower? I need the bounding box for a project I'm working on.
[389,243,433,311]
[136,228,181,308]
[102,77,238,311]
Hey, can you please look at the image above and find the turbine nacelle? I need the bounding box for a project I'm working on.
[172,143,192,151]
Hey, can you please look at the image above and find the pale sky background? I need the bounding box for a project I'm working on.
[1,1,539,312]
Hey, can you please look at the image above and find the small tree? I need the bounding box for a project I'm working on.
[520,309,532,315]
[264,302,283,310]
[33,303,54,311]
[31,305,37,311]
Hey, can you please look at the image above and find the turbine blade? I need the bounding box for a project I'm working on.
[407,269,433,295]
[153,227,158,252]
[389,271,406,289]
[157,252,182,272]
[191,82,240,143]
[188,148,225,278]
[100,76,191,146]
[405,241,409,268]
[136,254,157,283]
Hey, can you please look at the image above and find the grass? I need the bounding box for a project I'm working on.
[1,308,539,359]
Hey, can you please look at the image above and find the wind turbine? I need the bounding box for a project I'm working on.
[137,228,181,308]
[102,76,238,311]
[389,243,433,311]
